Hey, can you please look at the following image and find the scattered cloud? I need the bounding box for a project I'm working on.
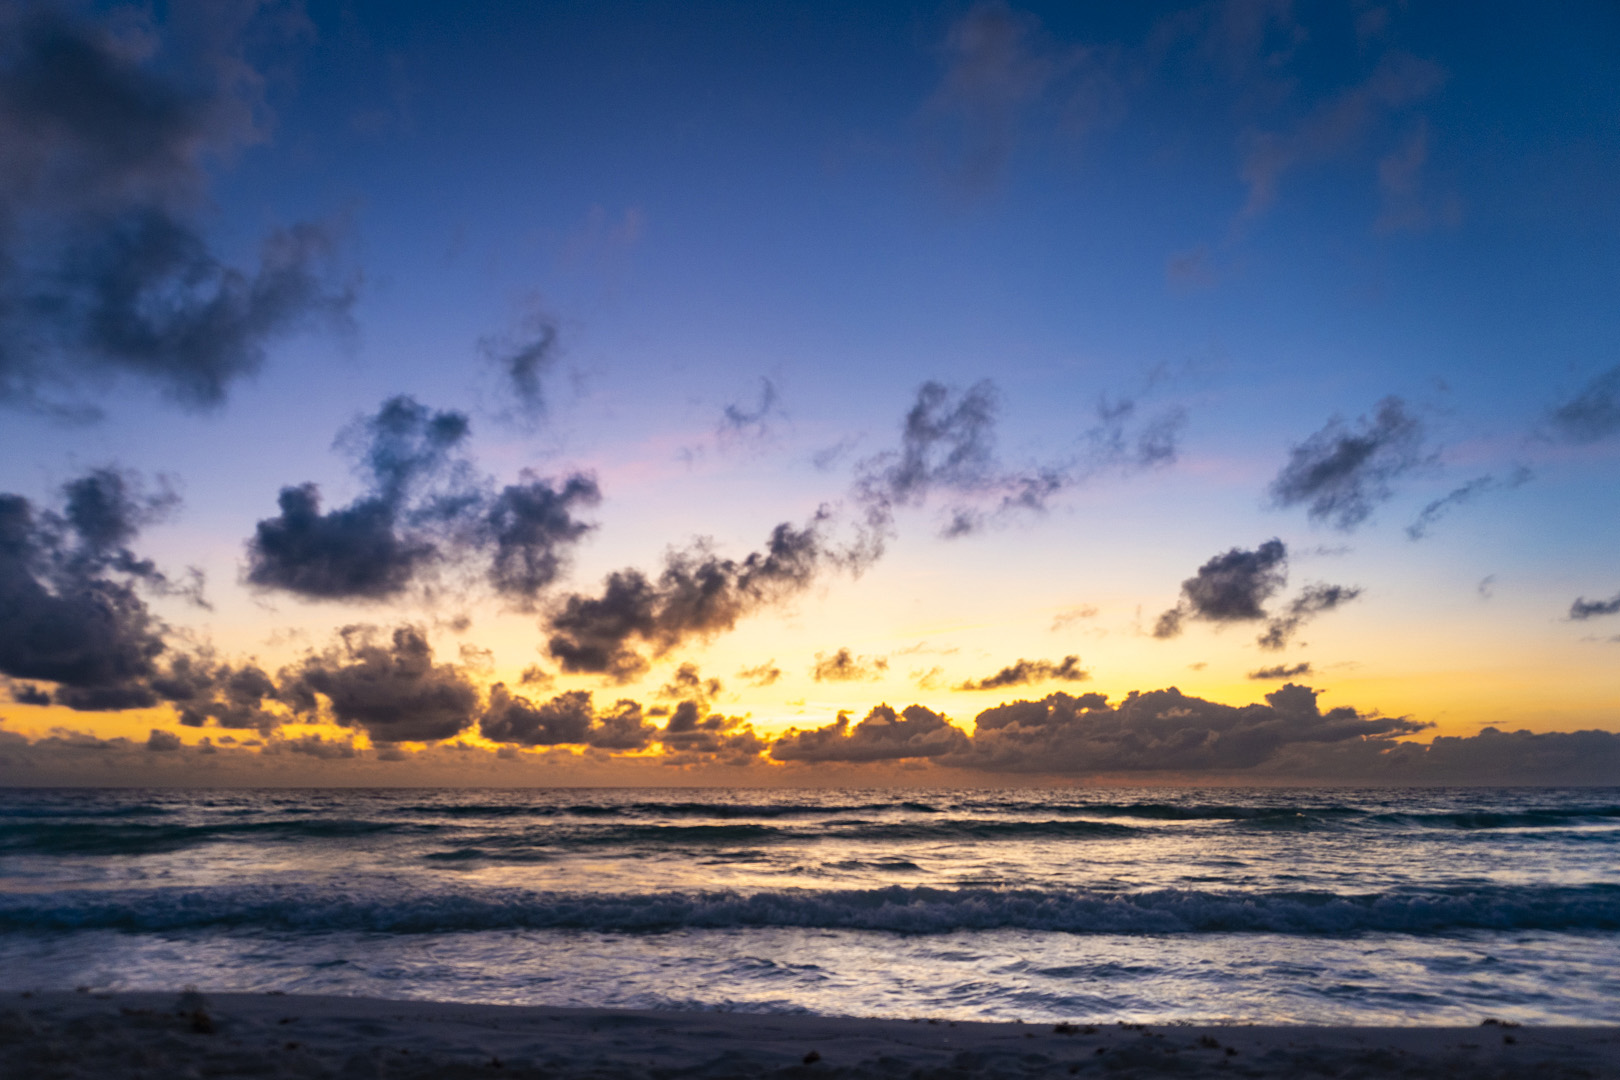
[1569,592,1620,621]
[924,2,1124,194]
[1268,397,1428,530]
[718,378,782,442]
[1155,539,1359,649]
[1248,661,1312,680]
[1240,53,1445,217]
[1405,467,1531,540]
[957,655,1087,691]
[1547,365,1620,444]
[854,380,1183,541]
[282,625,480,744]
[811,648,889,683]
[246,395,599,604]
[737,661,782,687]
[480,309,561,420]
[1050,605,1098,631]
[1257,583,1361,651]
[546,512,842,682]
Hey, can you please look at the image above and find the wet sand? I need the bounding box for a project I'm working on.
[3,990,1616,1078]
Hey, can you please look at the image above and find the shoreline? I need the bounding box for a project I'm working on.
[4,991,1617,1078]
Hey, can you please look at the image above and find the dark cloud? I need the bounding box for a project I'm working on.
[546,513,834,681]
[5,680,52,706]
[247,395,598,603]
[811,648,889,683]
[1569,592,1620,621]
[657,662,722,706]
[145,728,181,752]
[482,472,602,606]
[737,661,782,687]
[1154,538,1288,636]
[158,654,279,734]
[1249,661,1312,680]
[0,468,185,710]
[657,700,765,764]
[957,655,1087,691]
[0,7,353,414]
[1405,467,1531,540]
[479,685,592,747]
[1268,397,1427,530]
[270,733,359,760]
[771,703,969,763]
[855,380,998,519]
[285,625,480,744]
[854,380,1182,542]
[1548,365,1620,444]
[1257,583,1361,651]
[481,312,560,418]
[953,683,1426,774]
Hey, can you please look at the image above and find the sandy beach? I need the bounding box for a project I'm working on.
[1,990,1614,1079]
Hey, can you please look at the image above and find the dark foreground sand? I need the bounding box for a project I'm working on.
[3,991,1616,1079]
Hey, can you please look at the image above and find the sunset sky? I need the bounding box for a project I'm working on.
[2,0,1617,784]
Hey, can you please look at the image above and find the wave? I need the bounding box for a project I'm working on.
[4,882,1620,936]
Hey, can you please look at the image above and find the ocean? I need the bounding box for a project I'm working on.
[2,786,1618,1025]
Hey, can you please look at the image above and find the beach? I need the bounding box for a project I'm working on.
[5,990,1617,1079]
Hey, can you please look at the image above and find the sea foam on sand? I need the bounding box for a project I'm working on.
[3,990,1616,1078]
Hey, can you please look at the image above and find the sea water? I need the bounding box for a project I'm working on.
[2,786,1618,1024]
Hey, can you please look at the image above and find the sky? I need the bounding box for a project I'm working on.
[1,0,1618,786]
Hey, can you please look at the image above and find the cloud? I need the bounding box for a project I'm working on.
[1569,592,1620,621]
[1050,605,1098,631]
[736,661,782,687]
[0,6,353,414]
[480,685,586,746]
[480,311,560,419]
[1248,661,1312,680]
[1257,583,1361,650]
[811,648,889,683]
[1240,52,1445,217]
[854,380,1182,541]
[269,733,359,760]
[1155,540,1359,649]
[283,625,480,744]
[924,3,1123,193]
[1268,397,1428,530]
[855,380,998,519]
[0,468,188,710]
[1155,538,1288,636]
[718,378,781,441]
[247,395,598,603]
[482,472,602,607]
[656,700,765,765]
[1405,467,1532,540]
[1548,365,1620,444]
[771,703,969,763]
[161,655,280,734]
[5,680,52,706]
[656,662,722,707]
[145,728,181,752]
[953,683,1426,773]
[957,655,1088,690]
[545,512,836,681]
